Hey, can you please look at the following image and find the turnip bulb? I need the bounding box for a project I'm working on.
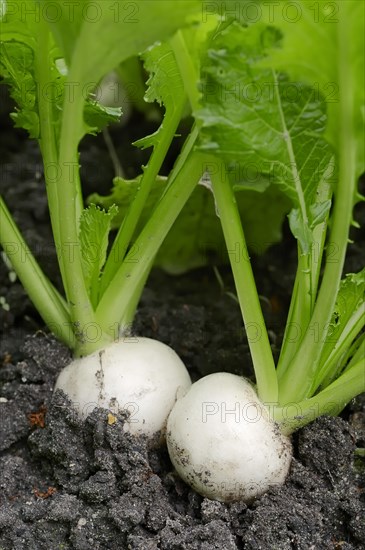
[166,372,292,503]
[54,337,191,440]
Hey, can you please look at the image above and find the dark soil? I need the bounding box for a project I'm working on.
[1,89,365,549]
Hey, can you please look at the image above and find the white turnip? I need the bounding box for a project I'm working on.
[54,337,191,440]
[166,372,292,503]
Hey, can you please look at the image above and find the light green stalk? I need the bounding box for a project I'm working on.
[209,158,278,403]
[0,197,72,346]
[278,15,358,405]
[276,359,365,435]
[96,131,203,331]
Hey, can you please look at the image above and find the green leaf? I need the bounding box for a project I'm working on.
[288,199,332,253]
[261,0,365,177]
[88,175,163,223]
[83,101,122,135]
[79,204,118,306]
[1,0,202,154]
[0,17,121,142]
[43,0,86,63]
[49,0,202,100]
[155,181,224,274]
[235,184,291,256]
[156,181,291,274]
[134,40,186,149]
[326,269,365,349]
[316,268,365,385]
[0,41,39,137]
[0,4,68,142]
[0,0,37,47]
[195,21,335,253]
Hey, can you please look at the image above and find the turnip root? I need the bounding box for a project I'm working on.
[166,372,292,503]
[54,337,191,439]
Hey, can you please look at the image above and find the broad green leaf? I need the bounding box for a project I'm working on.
[49,0,202,98]
[42,0,87,63]
[261,0,365,176]
[2,1,202,149]
[235,185,291,256]
[155,179,290,274]
[195,21,335,253]
[89,174,290,274]
[0,0,37,47]
[79,204,118,306]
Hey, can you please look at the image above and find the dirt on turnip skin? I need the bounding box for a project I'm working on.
[166,373,292,503]
[1,107,365,549]
[54,337,191,439]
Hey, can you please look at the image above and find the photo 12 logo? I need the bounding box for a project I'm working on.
[202,400,264,423]
[201,1,340,24]
[2,1,140,24]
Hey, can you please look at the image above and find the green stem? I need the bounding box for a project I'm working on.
[99,94,186,297]
[0,197,72,346]
[56,72,110,355]
[276,249,311,376]
[34,24,85,309]
[100,27,199,299]
[96,143,203,331]
[34,22,67,291]
[277,170,332,378]
[308,160,334,300]
[276,359,365,435]
[209,158,278,403]
[118,257,154,332]
[345,335,365,370]
[170,30,200,111]
[103,128,124,177]
[278,19,357,405]
[313,306,365,391]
